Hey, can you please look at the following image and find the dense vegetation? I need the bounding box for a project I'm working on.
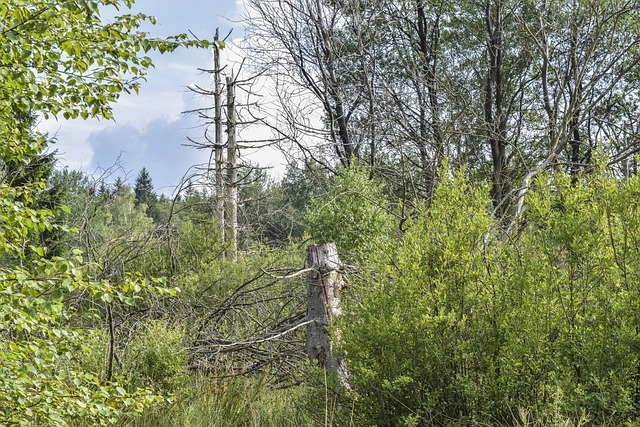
[3,0,640,426]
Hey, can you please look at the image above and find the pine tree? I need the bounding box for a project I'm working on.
[1,112,67,257]
[113,177,129,198]
[134,168,154,207]
[134,167,161,221]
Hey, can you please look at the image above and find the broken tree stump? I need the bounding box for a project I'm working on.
[305,243,349,389]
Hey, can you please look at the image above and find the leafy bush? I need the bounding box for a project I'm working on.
[0,254,166,426]
[306,166,392,259]
[341,169,640,426]
[0,1,199,424]
[124,320,188,393]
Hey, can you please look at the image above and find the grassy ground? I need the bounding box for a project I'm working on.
[120,372,602,427]
[121,374,315,427]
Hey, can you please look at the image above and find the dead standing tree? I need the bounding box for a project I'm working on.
[225,75,238,261]
[184,31,251,261]
[184,29,230,244]
[305,243,349,389]
[214,29,225,240]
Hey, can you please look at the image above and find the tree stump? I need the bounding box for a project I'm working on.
[305,243,349,389]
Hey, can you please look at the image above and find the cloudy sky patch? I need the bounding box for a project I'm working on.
[87,113,205,192]
[40,0,240,194]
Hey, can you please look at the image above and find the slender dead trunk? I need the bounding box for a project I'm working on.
[305,243,349,389]
[538,3,557,152]
[225,76,238,261]
[312,0,354,167]
[214,29,225,240]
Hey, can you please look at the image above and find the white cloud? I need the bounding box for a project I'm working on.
[37,86,189,173]
[35,0,310,191]
[43,118,97,171]
[111,88,187,129]
[86,114,208,194]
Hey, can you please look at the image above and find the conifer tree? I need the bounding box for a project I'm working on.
[134,167,162,222]
[134,167,155,207]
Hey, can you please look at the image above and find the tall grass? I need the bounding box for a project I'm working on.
[121,374,313,427]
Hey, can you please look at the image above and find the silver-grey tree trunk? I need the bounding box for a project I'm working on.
[305,243,348,389]
[225,76,238,261]
[213,29,225,240]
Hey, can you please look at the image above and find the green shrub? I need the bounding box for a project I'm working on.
[306,166,392,260]
[341,169,640,426]
[124,320,188,393]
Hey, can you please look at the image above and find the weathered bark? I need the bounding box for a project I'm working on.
[213,29,225,240]
[225,76,238,261]
[305,243,348,389]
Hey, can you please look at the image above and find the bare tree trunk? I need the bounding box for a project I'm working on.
[305,243,349,389]
[214,29,225,240]
[225,76,238,261]
[416,0,443,201]
[568,18,583,183]
[106,302,115,383]
[538,2,557,152]
[312,0,354,166]
[484,0,509,217]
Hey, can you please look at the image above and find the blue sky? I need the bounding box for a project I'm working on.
[41,0,252,195]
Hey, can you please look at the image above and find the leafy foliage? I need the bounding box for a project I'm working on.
[0,0,201,425]
[341,168,640,426]
[124,320,188,392]
[4,1,640,425]
[0,256,167,426]
[0,0,192,124]
[306,166,392,259]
